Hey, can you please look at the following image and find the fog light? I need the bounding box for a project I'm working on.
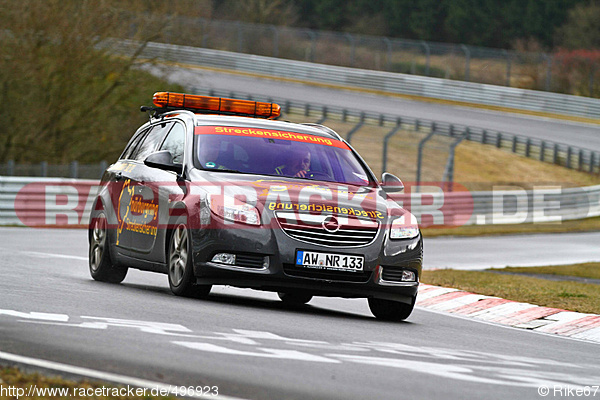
[401,270,416,282]
[212,253,236,265]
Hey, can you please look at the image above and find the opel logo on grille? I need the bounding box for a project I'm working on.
[322,215,340,233]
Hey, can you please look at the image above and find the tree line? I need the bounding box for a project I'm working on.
[212,0,599,50]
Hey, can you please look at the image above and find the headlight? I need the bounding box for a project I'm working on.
[208,195,260,225]
[390,213,420,239]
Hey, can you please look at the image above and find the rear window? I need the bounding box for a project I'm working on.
[194,126,373,186]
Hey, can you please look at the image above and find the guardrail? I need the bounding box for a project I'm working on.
[112,40,600,120]
[3,177,599,227]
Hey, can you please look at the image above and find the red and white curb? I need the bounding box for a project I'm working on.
[417,284,600,343]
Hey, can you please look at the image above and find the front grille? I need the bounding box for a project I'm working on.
[275,213,379,247]
[235,254,267,269]
[283,264,372,283]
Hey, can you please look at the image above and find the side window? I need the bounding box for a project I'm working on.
[120,128,150,160]
[159,123,185,164]
[131,122,173,161]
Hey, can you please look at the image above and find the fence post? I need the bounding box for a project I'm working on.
[201,18,209,48]
[566,147,572,169]
[496,133,502,148]
[306,29,316,62]
[504,49,512,86]
[543,54,552,91]
[383,37,392,71]
[525,138,531,157]
[70,161,78,179]
[512,136,518,153]
[7,160,14,176]
[590,152,597,173]
[481,130,487,144]
[381,119,402,174]
[270,25,279,58]
[579,149,584,171]
[420,41,430,76]
[345,33,356,67]
[100,161,108,178]
[237,22,244,53]
[41,161,48,177]
[416,127,437,191]
[304,103,310,117]
[346,113,365,144]
[591,62,596,97]
[461,44,471,82]
[540,141,545,162]
[316,106,328,124]
[443,130,468,192]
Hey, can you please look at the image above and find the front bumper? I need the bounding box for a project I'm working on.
[191,219,422,304]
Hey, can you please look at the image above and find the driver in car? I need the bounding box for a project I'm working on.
[275,148,311,178]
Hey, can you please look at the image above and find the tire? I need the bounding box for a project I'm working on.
[368,296,415,321]
[168,220,211,298]
[277,292,313,305]
[89,211,128,283]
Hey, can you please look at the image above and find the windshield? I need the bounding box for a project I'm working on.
[194,125,373,185]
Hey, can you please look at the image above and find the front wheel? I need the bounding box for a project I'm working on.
[89,211,128,283]
[368,297,415,321]
[168,221,211,298]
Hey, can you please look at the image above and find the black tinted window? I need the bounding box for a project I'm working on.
[131,122,173,161]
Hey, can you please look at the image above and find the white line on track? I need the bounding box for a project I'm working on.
[0,351,249,400]
[23,251,88,261]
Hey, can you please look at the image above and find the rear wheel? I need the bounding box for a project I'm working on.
[277,292,313,305]
[368,296,415,321]
[168,221,211,298]
[89,211,128,283]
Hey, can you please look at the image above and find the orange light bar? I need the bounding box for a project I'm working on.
[152,92,281,119]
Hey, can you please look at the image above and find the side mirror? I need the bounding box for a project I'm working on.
[381,172,404,193]
[144,151,182,173]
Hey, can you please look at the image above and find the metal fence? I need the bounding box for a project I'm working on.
[155,17,600,97]
[112,40,600,120]
[2,90,599,187]
[197,87,600,179]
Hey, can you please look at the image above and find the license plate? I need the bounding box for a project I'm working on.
[295,250,364,272]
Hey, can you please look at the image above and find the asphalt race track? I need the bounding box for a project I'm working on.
[156,66,600,152]
[1,227,599,400]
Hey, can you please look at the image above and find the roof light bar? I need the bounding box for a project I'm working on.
[152,92,281,119]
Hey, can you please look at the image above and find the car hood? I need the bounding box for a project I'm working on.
[189,170,407,222]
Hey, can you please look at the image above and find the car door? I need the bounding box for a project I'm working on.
[144,121,188,264]
[121,121,174,256]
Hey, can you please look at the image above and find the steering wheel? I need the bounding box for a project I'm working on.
[307,171,331,181]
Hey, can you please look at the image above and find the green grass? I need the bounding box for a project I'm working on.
[422,263,600,314]
[0,367,175,400]
[495,263,600,280]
